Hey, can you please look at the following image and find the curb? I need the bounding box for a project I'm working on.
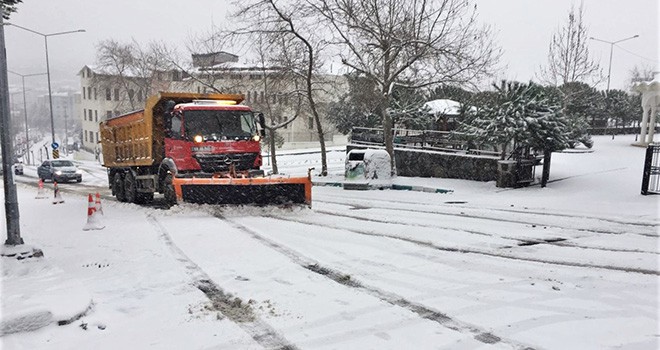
[312,181,453,194]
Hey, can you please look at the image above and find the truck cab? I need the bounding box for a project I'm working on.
[163,99,265,176]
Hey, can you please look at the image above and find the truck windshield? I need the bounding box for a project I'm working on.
[184,110,256,141]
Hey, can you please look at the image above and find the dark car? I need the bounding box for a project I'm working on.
[37,160,82,183]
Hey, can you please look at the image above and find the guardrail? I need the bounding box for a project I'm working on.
[349,127,502,158]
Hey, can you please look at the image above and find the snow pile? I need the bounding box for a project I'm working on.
[424,99,462,115]
[1,251,93,336]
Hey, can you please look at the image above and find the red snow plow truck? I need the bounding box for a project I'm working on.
[100,92,312,207]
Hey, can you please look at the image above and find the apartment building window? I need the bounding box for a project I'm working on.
[84,132,87,142]
[283,117,288,129]
[137,90,143,102]
[83,109,86,121]
[106,110,112,119]
[114,88,119,101]
[93,88,97,100]
[128,89,134,101]
[96,132,99,143]
[271,94,277,104]
[308,116,314,130]
[260,91,264,102]
[105,88,111,101]
[247,91,251,102]
[95,110,98,122]
[87,87,92,100]
[82,88,86,100]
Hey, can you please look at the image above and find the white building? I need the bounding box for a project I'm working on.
[78,52,347,152]
[36,91,81,148]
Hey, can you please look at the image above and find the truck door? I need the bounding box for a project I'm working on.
[164,112,195,171]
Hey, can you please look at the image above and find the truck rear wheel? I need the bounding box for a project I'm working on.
[124,172,139,203]
[113,173,126,202]
[164,174,177,207]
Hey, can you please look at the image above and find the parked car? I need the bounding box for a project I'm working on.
[13,161,23,175]
[37,160,82,183]
[0,158,23,176]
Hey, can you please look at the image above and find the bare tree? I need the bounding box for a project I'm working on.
[538,4,601,86]
[627,64,656,87]
[171,27,308,174]
[248,35,304,174]
[93,39,176,114]
[232,0,332,176]
[309,0,500,173]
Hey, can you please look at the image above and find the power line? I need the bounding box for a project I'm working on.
[614,44,658,63]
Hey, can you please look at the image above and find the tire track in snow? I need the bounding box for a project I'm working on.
[217,214,535,350]
[312,208,659,255]
[317,191,657,229]
[315,198,658,237]
[316,190,659,229]
[146,214,298,350]
[263,214,659,276]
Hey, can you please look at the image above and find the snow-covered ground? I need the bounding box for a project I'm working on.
[1,135,658,349]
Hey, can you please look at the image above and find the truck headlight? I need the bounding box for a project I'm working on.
[54,170,63,175]
[194,135,203,143]
[253,135,261,142]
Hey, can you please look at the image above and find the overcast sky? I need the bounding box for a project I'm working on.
[4,0,658,92]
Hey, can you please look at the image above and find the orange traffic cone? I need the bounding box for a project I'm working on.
[35,179,48,199]
[95,192,103,215]
[83,193,104,231]
[52,181,64,204]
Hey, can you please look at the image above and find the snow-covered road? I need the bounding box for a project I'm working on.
[2,135,658,349]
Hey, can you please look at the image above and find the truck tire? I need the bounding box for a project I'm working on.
[124,171,138,203]
[113,173,127,202]
[164,174,177,207]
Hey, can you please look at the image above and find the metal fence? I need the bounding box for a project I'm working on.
[349,127,502,158]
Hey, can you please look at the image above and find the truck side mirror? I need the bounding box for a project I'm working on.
[256,112,266,137]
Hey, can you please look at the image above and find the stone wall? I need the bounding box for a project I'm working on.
[347,145,499,181]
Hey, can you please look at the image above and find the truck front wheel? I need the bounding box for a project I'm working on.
[113,173,126,202]
[164,174,177,207]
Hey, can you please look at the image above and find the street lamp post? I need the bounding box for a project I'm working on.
[0,8,22,245]
[8,70,46,165]
[590,35,639,91]
[6,23,84,158]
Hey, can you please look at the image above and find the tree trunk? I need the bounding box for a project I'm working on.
[382,100,396,176]
[541,149,552,187]
[268,129,279,174]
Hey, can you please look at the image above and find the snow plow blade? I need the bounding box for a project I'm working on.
[172,176,312,206]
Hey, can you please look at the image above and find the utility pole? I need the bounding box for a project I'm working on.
[63,105,68,155]
[0,7,23,245]
[6,23,85,159]
[8,70,47,165]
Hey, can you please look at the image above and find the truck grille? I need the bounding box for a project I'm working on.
[193,153,257,173]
